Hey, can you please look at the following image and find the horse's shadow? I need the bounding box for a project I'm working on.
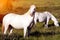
[48,23,54,27]
[1,33,23,40]
[48,22,60,27]
[58,22,60,26]
[29,31,56,37]
[29,22,60,37]
[29,31,41,37]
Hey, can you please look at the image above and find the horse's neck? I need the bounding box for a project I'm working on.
[25,8,33,15]
[25,11,30,15]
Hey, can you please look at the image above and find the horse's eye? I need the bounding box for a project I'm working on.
[33,11,35,14]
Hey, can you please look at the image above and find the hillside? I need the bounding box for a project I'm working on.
[0,0,60,14]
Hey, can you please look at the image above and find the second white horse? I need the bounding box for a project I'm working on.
[34,11,59,28]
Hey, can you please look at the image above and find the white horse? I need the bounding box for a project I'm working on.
[34,11,59,28]
[2,5,36,38]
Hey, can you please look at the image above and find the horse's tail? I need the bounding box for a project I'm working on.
[2,23,4,34]
[47,12,59,27]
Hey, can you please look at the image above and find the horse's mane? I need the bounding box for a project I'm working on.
[25,5,36,15]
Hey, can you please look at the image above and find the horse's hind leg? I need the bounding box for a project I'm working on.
[8,25,13,35]
[45,17,50,28]
[4,25,9,35]
[9,29,13,35]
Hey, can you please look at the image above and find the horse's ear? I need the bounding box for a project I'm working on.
[30,5,36,9]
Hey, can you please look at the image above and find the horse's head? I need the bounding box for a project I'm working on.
[29,5,36,17]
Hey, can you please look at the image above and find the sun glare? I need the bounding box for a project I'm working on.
[0,0,12,10]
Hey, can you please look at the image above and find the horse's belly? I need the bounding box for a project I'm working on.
[10,20,24,29]
[13,26,24,29]
[38,17,45,22]
[39,18,44,22]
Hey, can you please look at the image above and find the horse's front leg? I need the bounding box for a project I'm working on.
[24,27,27,38]
[4,26,8,35]
[27,20,35,37]
[27,27,31,37]
[45,17,50,28]
[27,25,32,37]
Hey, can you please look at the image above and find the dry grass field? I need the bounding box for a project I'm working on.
[0,0,60,40]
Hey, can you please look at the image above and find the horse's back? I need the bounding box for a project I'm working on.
[2,13,16,26]
[3,13,33,29]
[35,11,51,22]
[38,12,48,22]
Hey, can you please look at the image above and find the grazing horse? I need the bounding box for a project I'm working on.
[2,5,36,38]
[34,11,59,28]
